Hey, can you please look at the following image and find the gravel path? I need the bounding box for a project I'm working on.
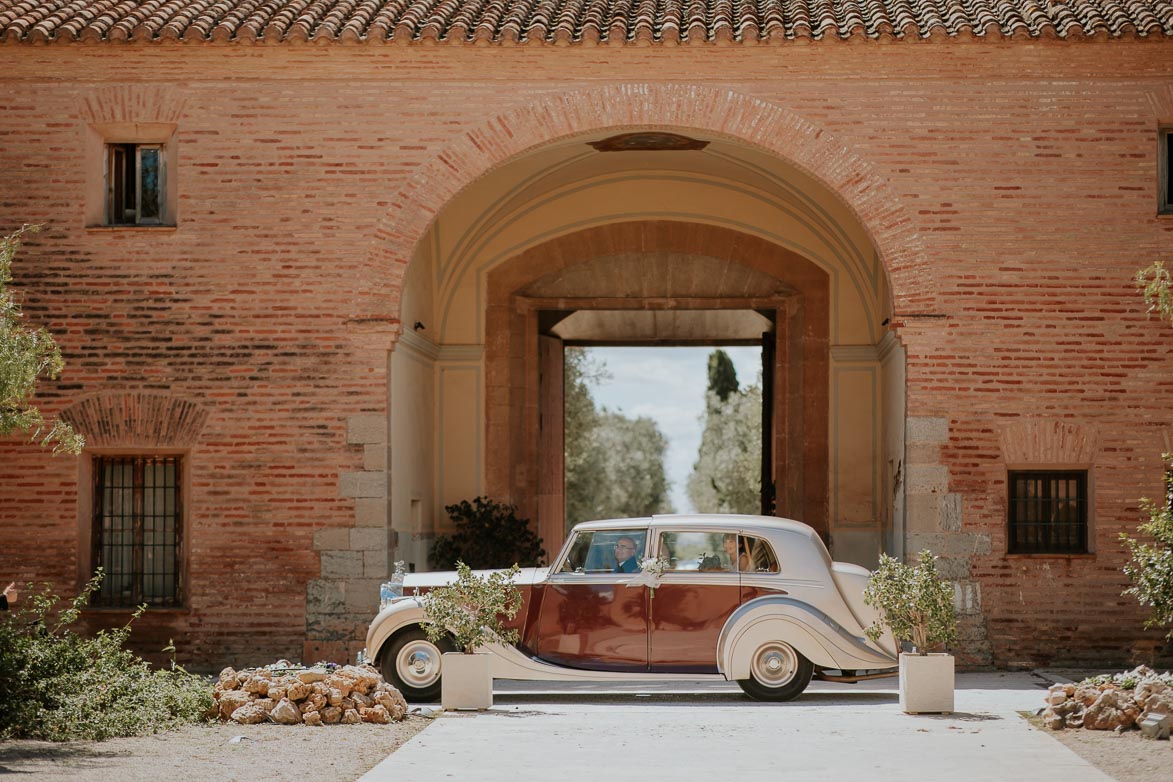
[0,718,431,782]
[1,687,1169,782]
[1032,720,1173,782]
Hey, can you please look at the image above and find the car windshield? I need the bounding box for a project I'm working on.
[560,529,648,573]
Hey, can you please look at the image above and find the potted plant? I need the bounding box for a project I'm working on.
[421,561,522,710]
[863,550,958,713]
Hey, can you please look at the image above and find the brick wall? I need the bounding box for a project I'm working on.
[1,40,1171,668]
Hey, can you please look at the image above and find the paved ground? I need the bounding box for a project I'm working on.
[361,673,1112,781]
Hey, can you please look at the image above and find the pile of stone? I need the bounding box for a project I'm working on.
[1042,666,1173,732]
[214,662,408,726]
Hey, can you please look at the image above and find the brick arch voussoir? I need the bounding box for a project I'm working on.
[61,392,210,449]
[367,83,931,330]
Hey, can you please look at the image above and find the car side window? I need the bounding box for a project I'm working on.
[742,535,780,573]
[560,529,648,574]
[657,531,736,572]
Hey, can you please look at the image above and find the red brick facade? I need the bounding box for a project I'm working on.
[1,39,1171,668]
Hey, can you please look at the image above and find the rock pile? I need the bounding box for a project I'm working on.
[1042,666,1173,732]
[213,663,408,726]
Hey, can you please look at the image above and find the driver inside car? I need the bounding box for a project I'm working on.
[612,537,640,573]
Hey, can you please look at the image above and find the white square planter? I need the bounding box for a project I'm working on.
[899,653,954,714]
[441,652,493,711]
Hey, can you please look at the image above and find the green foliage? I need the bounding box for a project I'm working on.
[430,497,546,569]
[1121,455,1173,639]
[421,562,523,654]
[565,348,608,529]
[1124,261,1173,637]
[564,348,674,529]
[688,379,762,515]
[582,411,674,520]
[1136,261,1173,326]
[863,551,958,654]
[0,225,83,454]
[706,349,739,405]
[0,572,212,741]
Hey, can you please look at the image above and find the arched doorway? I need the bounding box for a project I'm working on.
[484,221,830,551]
[388,128,903,569]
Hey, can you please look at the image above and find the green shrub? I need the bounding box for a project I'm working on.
[0,572,213,741]
[1121,455,1173,639]
[421,562,523,654]
[863,550,958,654]
[430,497,546,569]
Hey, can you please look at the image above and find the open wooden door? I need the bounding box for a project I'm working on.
[537,333,565,559]
[760,326,776,516]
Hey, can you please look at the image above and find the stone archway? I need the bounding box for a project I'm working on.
[379,91,912,573]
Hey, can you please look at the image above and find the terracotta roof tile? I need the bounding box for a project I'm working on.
[0,0,1169,43]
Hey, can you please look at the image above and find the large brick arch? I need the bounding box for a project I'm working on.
[366,82,930,333]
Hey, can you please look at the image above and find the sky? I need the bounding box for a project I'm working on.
[581,345,762,515]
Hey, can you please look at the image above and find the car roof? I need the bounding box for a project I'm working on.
[571,513,818,537]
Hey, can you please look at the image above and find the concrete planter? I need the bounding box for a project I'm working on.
[899,653,954,714]
[441,652,493,711]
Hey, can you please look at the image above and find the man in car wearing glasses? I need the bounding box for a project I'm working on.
[613,537,640,573]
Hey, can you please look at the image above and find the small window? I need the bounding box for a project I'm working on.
[1161,128,1172,215]
[658,531,732,572]
[655,532,780,573]
[741,535,780,573]
[1008,470,1088,555]
[91,455,182,607]
[559,529,647,574]
[106,143,165,225]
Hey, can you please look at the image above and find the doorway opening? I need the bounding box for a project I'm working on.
[563,343,766,533]
[540,308,775,536]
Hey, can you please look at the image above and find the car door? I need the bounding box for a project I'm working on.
[533,527,650,672]
[648,528,742,673]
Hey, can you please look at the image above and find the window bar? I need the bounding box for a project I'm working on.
[91,456,181,607]
[91,459,104,602]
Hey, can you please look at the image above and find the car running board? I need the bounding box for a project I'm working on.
[814,668,899,683]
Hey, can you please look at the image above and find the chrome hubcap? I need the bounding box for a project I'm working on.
[751,643,798,687]
[397,640,441,688]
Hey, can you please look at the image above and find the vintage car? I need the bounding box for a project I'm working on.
[364,515,899,702]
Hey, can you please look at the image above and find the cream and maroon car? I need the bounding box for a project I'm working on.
[364,515,899,702]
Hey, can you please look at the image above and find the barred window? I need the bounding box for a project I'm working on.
[92,455,182,607]
[1165,467,1173,512]
[1161,127,1172,215]
[1008,471,1088,555]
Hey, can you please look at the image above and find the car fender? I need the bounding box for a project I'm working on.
[718,596,898,679]
[365,598,428,664]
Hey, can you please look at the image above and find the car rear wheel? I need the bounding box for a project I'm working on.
[736,641,814,702]
[379,627,453,703]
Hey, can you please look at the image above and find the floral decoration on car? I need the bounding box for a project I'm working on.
[638,556,669,577]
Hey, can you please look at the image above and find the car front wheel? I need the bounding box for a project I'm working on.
[379,627,453,703]
[736,641,814,702]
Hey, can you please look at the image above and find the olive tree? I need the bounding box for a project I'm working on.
[564,348,674,528]
[1120,261,1173,638]
[1122,463,1173,639]
[0,225,82,454]
[1136,261,1173,324]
